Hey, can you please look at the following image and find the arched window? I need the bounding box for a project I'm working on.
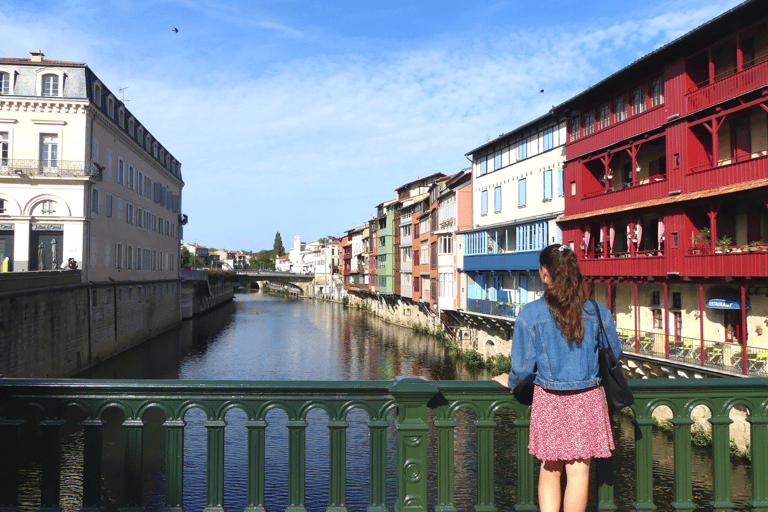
[42,74,59,97]
[93,83,102,105]
[107,97,114,118]
[32,199,58,216]
[650,77,664,107]
[0,72,10,95]
[119,108,125,128]
[597,103,610,130]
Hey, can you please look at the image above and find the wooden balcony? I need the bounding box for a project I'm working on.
[686,59,768,113]
[571,177,668,216]
[579,253,666,277]
[686,151,768,192]
[682,247,768,277]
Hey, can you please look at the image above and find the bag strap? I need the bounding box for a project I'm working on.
[590,299,607,350]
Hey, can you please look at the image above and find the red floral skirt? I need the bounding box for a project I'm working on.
[528,385,614,461]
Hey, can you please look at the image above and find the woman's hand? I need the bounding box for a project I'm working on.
[492,373,510,388]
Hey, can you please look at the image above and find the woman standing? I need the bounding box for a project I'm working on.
[493,244,623,512]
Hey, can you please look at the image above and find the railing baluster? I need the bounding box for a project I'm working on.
[122,418,144,512]
[203,419,226,512]
[632,414,656,511]
[245,420,267,512]
[39,419,64,512]
[709,413,734,512]
[286,419,308,512]
[595,456,616,511]
[434,417,456,512]
[367,419,389,512]
[514,413,536,512]
[163,419,186,512]
[327,419,348,512]
[748,415,768,512]
[670,417,694,512]
[81,419,104,512]
[475,418,497,512]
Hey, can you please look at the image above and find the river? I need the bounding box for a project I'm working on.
[45,293,750,511]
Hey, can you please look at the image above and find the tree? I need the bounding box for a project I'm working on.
[251,250,275,269]
[273,232,286,258]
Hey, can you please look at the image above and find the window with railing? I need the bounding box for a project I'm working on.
[515,221,547,252]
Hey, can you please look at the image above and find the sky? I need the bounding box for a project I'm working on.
[1,0,745,253]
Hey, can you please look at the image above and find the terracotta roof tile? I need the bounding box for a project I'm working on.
[0,58,86,66]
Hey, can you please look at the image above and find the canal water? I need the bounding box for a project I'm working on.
[36,293,752,511]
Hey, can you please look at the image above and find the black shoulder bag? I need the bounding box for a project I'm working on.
[591,300,634,410]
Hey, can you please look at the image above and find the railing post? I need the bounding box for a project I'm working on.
[669,417,695,511]
[122,418,144,512]
[286,418,308,512]
[434,417,456,512]
[367,419,389,512]
[514,412,537,512]
[163,419,186,512]
[632,415,656,511]
[203,419,226,512]
[748,415,768,512]
[327,419,349,512]
[81,419,105,512]
[244,419,267,512]
[595,456,617,511]
[709,414,735,512]
[40,419,65,512]
[0,419,23,512]
[474,418,497,512]
[389,378,438,512]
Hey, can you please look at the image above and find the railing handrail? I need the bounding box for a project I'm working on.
[0,158,102,178]
[686,56,768,94]
[2,377,768,511]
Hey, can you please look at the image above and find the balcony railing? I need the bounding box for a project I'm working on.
[2,378,768,512]
[0,159,102,178]
[687,58,768,112]
[467,298,517,318]
[618,328,768,376]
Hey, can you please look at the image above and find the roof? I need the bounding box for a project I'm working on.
[394,172,446,192]
[0,57,86,66]
[399,192,429,208]
[465,111,560,157]
[551,0,762,113]
[557,178,768,223]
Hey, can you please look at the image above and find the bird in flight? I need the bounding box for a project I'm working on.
[173,27,179,33]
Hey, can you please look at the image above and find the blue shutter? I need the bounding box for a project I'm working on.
[518,179,526,206]
[557,167,564,196]
[481,190,488,215]
[544,170,552,200]
[494,187,501,212]
[480,156,487,175]
[519,275,528,303]
[494,150,501,170]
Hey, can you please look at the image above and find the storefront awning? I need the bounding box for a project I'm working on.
[705,294,750,310]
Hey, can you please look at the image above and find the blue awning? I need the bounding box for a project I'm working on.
[706,294,750,310]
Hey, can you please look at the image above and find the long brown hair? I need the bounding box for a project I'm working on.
[539,244,586,344]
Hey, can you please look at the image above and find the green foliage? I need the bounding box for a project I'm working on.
[488,354,511,374]
[273,232,286,259]
[341,296,349,307]
[251,249,275,269]
[206,270,238,284]
[691,423,712,447]
[461,350,485,368]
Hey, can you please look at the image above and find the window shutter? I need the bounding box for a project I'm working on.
[154,182,161,203]
[557,168,564,196]
[480,156,487,176]
[494,151,501,170]
[494,187,501,212]
[544,170,552,200]
[481,190,488,215]
[518,179,526,206]
[106,194,112,217]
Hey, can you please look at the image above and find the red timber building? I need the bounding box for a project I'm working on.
[556,0,768,375]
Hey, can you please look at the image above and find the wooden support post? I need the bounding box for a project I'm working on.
[699,283,706,367]
[664,281,670,359]
[741,284,748,375]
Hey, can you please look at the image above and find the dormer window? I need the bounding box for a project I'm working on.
[146,134,151,149]
[93,83,102,105]
[119,108,125,128]
[153,142,158,158]
[137,126,144,143]
[42,74,59,97]
[107,97,114,118]
[0,72,10,95]
[128,118,134,136]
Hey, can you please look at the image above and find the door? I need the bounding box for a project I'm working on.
[732,116,751,162]
[0,231,13,271]
[724,310,743,344]
[519,275,529,304]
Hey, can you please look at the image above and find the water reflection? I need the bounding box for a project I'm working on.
[26,292,747,511]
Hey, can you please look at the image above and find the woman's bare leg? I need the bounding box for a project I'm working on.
[538,460,564,512]
[563,458,591,512]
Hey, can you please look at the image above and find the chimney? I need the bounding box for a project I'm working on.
[30,51,45,63]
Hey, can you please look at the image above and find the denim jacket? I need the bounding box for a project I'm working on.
[507,297,623,391]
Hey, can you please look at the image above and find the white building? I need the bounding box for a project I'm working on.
[0,52,184,281]
[462,113,566,313]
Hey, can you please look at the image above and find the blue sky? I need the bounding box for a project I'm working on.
[1,0,744,252]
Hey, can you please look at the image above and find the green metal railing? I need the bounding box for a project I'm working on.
[1,378,767,511]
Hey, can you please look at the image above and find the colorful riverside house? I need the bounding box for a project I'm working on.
[435,169,472,312]
[460,113,567,319]
[343,224,370,291]
[374,199,398,294]
[555,0,768,375]
[395,173,445,302]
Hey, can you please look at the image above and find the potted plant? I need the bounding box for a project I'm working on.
[691,227,711,254]
[715,235,732,253]
[749,240,761,252]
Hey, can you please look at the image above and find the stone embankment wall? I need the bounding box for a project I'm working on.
[180,270,235,318]
[344,293,512,358]
[0,280,181,378]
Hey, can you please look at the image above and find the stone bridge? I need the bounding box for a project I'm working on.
[236,270,315,296]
